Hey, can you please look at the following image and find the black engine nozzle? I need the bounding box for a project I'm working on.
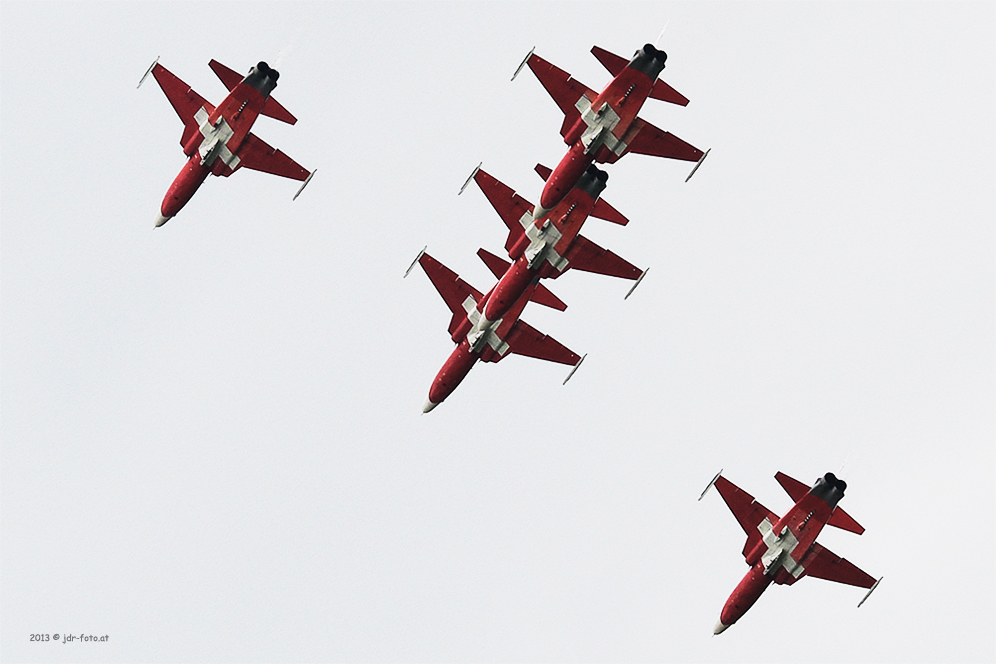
[629,43,667,80]
[810,472,847,509]
[245,60,280,97]
[577,165,609,200]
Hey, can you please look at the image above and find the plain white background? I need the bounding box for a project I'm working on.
[2,2,993,662]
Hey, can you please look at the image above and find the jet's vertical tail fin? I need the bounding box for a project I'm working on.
[774,472,865,535]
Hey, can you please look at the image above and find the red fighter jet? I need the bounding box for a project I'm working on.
[460,162,648,333]
[138,58,315,227]
[699,471,883,634]
[406,250,581,413]
[513,43,709,218]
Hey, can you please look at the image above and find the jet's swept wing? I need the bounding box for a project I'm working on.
[503,318,581,366]
[563,236,643,280]
[590,46,690,106]
[775,472,866,535]
[208,59,298,125]
[151,63,215,148]
[714,476,779,559]
[802,543,878,589]
[616,118,704,164]
[418,252,483,340]
[534,164,628,225]
[236,133,311,181]
[476,249,567,311]
[473,168,534,253]
[525,53,597,139]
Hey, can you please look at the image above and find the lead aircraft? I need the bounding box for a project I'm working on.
[514,43,709,218]
[700,471,882,634]
[139,58,314,227]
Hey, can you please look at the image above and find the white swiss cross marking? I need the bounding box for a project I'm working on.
[519,212,568,272]
[194,107,241,170]
[757,518,805,579]
[462,296,509,356]
[574,97,627,157]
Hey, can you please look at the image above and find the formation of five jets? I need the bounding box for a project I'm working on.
[140,41,880,634]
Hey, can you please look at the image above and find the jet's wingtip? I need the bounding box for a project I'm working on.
[422,399,438,414]
[154,213,171,228]
[713,620,729,635]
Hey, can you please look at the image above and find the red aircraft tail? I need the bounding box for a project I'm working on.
[534,164,628,225]
[590,45,689,106]
[476,249,567,311]
[208,59,298,125]
[774,472,865,535]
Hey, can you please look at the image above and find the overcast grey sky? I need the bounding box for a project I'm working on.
[2,2,993,662]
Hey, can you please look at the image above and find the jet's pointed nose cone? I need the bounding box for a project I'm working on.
[422,399,438,414]
[154,213,172,228]
[713,620,730,635]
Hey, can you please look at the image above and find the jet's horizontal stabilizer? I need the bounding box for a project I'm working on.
[649,78,690,106]
[208,59,298,125]
[775,472,865,535]
[590,45,689,106]
[534,164,628,225]
[476,249,567,311]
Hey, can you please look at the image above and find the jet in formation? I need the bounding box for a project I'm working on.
[410,165,645,412]
[514,42,709,218]
[139,58,314,227]
[700,471,882,634]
